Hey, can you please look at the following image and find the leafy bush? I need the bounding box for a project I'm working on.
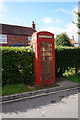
[1,46,80,85]
[55,47,80,77]
[2,47,34,85]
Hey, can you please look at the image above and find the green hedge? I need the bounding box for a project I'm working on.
[55,47,80,77]
[1,47,80,85]
[2,47,34,85]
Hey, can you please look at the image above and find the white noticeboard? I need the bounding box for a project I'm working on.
[0,35,7,44]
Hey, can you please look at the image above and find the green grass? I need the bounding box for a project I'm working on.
[63,68,80,83]
[2,84,36,96]
[67,74,80,83]
[2,83,59,96]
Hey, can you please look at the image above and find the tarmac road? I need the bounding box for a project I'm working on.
[1,87,79,118]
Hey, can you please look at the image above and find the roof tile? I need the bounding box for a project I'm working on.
[1,23,36,36]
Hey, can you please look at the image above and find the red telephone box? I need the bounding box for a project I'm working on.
[31,31,55,87]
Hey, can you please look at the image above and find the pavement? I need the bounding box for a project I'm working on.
[0,77,80,103]
[2,88,79,118]
[56,77,79,87]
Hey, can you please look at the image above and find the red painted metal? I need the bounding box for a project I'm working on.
[31,31,55,87]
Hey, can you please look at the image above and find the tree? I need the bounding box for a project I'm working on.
[55,33,72,46]
[72,11,80,34]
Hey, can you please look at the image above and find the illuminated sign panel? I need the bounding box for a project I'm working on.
[39,35,52,38]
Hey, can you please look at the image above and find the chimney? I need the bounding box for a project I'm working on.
[72,36,74,40]
[32,21,35,30]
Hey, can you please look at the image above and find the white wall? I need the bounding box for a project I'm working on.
[74,44,79,47]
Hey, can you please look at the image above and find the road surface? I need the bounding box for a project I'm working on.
[1,88,79,118]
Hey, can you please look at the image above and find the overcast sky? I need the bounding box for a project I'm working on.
[0,1,79,41]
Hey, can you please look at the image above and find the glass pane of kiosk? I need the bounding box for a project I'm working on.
[40,42,53,80]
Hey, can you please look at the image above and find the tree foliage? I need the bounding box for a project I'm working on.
[72,11,80,34]
[55,33,72,46]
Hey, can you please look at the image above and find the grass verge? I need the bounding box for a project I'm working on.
[63,68,80,83]
[2,83,58,96]
[66,74,80,83]
[2,84,36,96]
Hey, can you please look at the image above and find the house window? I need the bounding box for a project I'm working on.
[0,35,7,44]
[28,36,31,44]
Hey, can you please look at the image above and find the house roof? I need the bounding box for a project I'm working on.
[0,23,36,36]
[69,39,78,44]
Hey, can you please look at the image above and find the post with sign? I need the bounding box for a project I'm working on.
[31,31,55,87]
